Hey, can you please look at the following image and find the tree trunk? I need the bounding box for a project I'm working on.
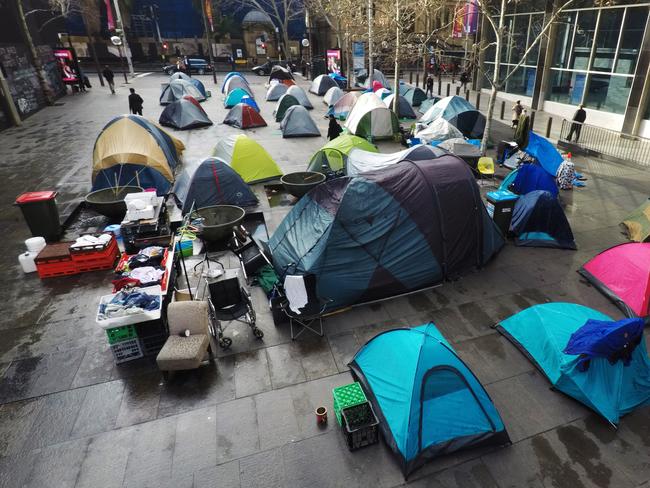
[345,33,352,90]
[82,12,104,87]
[392,0,400,114]
[15,0,54,105]
[367,0,373,79]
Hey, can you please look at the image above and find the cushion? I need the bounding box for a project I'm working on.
[156,334,209,371]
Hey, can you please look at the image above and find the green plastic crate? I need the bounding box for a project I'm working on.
[105,324,138,345]
[333,382,367,426]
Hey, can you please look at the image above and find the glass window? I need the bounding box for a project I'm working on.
[505,66,537,96]
[509,15,529,63]
[552,13,576,69]
[592,8,623,72]
[526,14,544,65]
[584,74,632,114]
[481,63,494,89]
[548,69,586,105]
[616,6,649,75]
[570,10,598,70]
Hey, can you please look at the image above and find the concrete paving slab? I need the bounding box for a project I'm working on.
[70,379,124,438]
[234,349,272,398]
[193,460,241,488]
[24,437,88,488]
[0,397,44,457]
[115,371,163,428]
[75,427,134,488]
[215,396,260,464]
[172,405,218,479]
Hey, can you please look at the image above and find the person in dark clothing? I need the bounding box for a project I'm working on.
[567,104,586,142]
[327,115,343,141]
[128,88,143,115]
[102,66,115,94]
[458,71,469,91]
[425,74,434,98]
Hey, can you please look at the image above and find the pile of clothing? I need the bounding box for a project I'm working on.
[113,246,166,292]
[70,233,112,249]
[98,287,161,319]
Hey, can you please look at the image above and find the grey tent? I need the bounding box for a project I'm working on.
[269,65,294,82]
[287,85,313,109]
[310,74,338,95]
[274,94,300,122]
[159,97,213,130]
[418,96,441,114]
[266,83,288,101]
[173,157,257,214]
[223,103,267,129]
[365,69,390,89]
[403,87,427,107]
[224,76,253,97]
[280,105,321,138]
[323,86,344,106]
[170,72,191,82]
[384,94,417,119]
[160,79,205,105]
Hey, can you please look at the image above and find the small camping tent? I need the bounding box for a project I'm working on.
[345,92,400,140]
[346,144,446,176]
[375,88,392,99]
[523,132,564,177]
[173,157,258,214]
[274,94,301,122]
[510,163,558,197]
[160,79,205,105]
[92,114,185,194]
[280,105,320,138]
[418,97,441,115]
[224,76,252,97]
[419,96,485,138]
[287,85,313,109]
[223,103,267,129]
[621,199,650,242]
[437,138,481,156]
[170,72,191,82]
[403,87,427,107]
[497,302,650,424]
[365,69,389,89]
[310,74,338,95]
[306,134,378,173]
[159,97,213,130]
[328,92,358,120]
[212,134,283,184]
[510,190,576,249]
[188,78,207,97]
[269,65,294,82]
[221,72,246,92]
[225,88,253,108]
[579,243,650,318]
[414,118,463,144]
[266,83,288,101]
[270,154,504,310]
[323,86,344,106]
[240,96,260,112]
[384,94,417,119]
[350,323,510,478]
[329,72,347,88]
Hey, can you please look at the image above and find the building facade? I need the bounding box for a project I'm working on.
[479,0,650,138]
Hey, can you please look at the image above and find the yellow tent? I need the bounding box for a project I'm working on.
[92,115,185,191]
[212,134,282,184]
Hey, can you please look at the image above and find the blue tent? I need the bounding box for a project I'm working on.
[497,303,650,424]
[523,132,564,177]
[420,96,485,138]
[511,164,558,197]
[224,88,250,108]
[173,157,257,214]
[241,95,260,112]
[190,77,207,97]
[350,323,510,478]
[221,72,245,93]
[270,154,504,311]
[510,190,576,249]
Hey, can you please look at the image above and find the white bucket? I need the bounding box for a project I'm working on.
[19,251,38,273]
[25,237,46,253]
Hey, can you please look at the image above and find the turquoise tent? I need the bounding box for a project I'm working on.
[224,88,251,108]
[350,323,510,478]
[497,302,650,424]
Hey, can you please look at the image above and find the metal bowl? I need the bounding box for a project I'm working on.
[195,205,245,242]
[280,171,326,198]
[85,186,143,219]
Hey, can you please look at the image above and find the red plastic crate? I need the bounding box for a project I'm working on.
[36,238,119,279]
[71,238,118,264]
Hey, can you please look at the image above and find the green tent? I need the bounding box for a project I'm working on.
[622,198,650,242]
[345,92,400,140]
[274,94,300,122]
[212,134,283,184]
[307,134,378,173]
[225,88,252,108]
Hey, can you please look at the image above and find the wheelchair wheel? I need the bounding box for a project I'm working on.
[219,337,233,349]
[253,327,264,339]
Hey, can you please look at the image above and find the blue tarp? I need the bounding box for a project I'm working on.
[524,132,564,177]
[497,303,650,424]
[350,323,509,478]
[512,164,558,197]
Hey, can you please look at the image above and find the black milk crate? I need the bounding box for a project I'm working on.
[110,338,143,364]
[140,333,167,356]
[341,401,379,451]
[134,318,167,338]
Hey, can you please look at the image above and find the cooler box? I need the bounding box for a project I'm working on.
[486,190,519,237]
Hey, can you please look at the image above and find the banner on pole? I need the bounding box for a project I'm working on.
[352,42,364,70]
[105,0,115,30]
[464,0,478,34]
[205,0,214,32]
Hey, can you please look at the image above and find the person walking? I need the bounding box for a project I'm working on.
[512,100,523,129]
[128,88,143,115]
[567,104,586,142]
[327,115,343,141]
[102,65,115,94]
[459,71,469,92]
[425,74,434,98]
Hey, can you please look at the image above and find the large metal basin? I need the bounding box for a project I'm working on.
[195,205,245,242]
[85,186,143,219]
[280,171,326,198]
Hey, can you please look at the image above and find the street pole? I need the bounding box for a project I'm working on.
[199,0,218,84]
[112,0,134,76]
[150,5,164,62]
[0,67,21,126]
[367,0,373,79]
[118,45,129,83]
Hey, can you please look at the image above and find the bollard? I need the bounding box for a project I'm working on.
[415,73,419,87]
[546,117,553,138]
[438,80,442,95]
[446,84,450,96]
[409,71,413,84]
[476,92,481,110]
[500,101,505,120]
[530,111,536,130]
[455,86,460,96]
[465,90,470,101]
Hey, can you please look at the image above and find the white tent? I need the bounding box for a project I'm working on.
[414,118,463,144]
[266,83,288,101]
[324,86,344,106]
[345,92,399,140]
[346,145,444,176]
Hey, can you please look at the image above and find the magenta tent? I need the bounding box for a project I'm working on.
[579,243,650,318]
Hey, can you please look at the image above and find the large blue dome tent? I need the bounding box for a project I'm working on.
[350,323,510,478]
[497,303,650,424]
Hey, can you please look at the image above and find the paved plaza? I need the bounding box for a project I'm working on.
[0,72,649,488]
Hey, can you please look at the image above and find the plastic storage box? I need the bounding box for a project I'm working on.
[486,190,519,237]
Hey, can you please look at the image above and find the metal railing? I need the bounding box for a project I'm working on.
[559,119,650,167]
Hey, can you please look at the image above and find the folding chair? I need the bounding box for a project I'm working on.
[282,274,331,340]
[477,157,496,187]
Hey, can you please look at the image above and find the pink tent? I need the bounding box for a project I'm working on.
[579,243,650,318]
[372,80,384,92]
